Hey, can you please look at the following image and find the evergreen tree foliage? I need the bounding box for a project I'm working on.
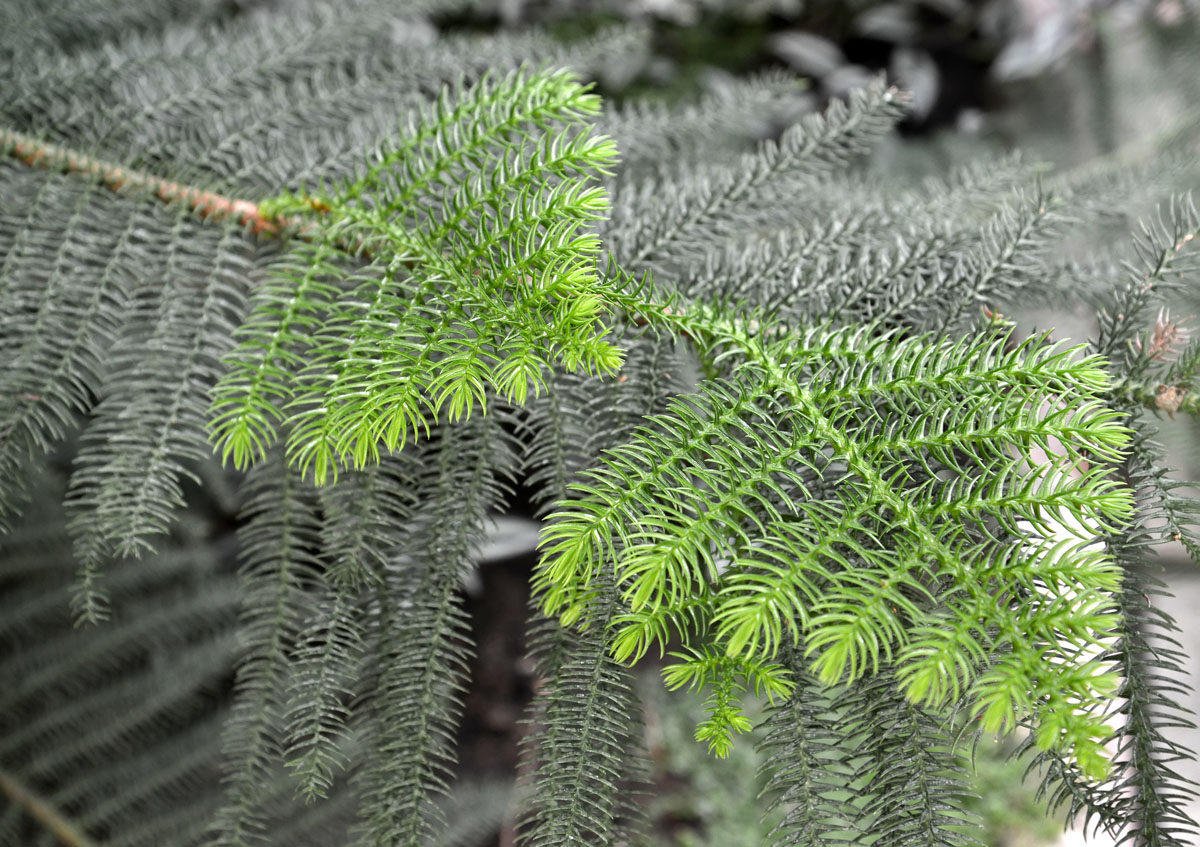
[1,2,1198,846]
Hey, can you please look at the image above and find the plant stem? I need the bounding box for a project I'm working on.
[6,126,1196,427]
[1,128,292,236]
[2,126,685,333]
[0,767,98,847]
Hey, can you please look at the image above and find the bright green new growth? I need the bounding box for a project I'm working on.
[536,319,1132,777]
[210,68,634,485]
[209,67,1132,779]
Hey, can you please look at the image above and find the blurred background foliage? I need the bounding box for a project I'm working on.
[636,683,1067,847]
[463,0,1199,132]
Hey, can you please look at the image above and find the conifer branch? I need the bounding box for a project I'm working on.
[0,766,98,847]
[0,129,305,236]
[5,5,1197,842]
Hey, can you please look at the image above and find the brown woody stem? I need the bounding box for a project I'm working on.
[2,128,294,236]
[0,767,98,847]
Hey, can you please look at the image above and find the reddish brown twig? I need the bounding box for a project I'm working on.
[2,128,292,236]
[0,767,98,847]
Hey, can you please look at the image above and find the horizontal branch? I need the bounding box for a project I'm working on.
[1,127,685,334]
[4,129,1187,414]
[0,767,97,847]
[7,126,1190,428]
[1,128,299,236]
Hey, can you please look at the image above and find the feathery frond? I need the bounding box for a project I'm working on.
[211,67,629,484]
[355,417,515,847]
[0,469,238,847]
[1021,195,1200,847]
[213,456,325,847]
[65,218,257,621]
[608,78,908,274]
[538,322,1133,772]
[758,653,860,846]
[517,583,647,847]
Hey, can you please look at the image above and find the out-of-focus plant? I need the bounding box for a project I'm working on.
[965,737,1063,847]
[638,680,780,847]
[471,0,1196,129]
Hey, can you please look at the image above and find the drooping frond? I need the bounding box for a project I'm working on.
[1022,427,1199,847]
[519,329,690,517]
[0,463,491,847]
[278,448,427,808]
[0,469,238,847]
[842,671,982,846]
[538,321,1133,773]
[757,652,859,846]
[355,417,516,847]
[213,456,325,847]
[517,584,647,847]
[280,587,364,806]
[519,371,598,518]
[210,67,635,484]
[65,218,258,621]
[0,165,135,533]
[1020,197,1200,847]
[759,649,984,847]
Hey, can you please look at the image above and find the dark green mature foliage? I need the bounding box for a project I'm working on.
[0,2,1198,847]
